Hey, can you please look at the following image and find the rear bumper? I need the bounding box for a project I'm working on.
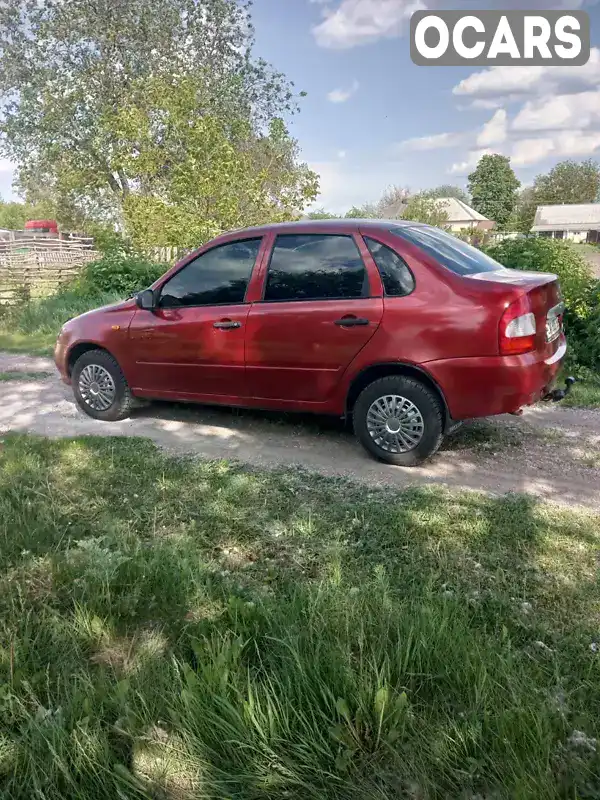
[426,338,567,420]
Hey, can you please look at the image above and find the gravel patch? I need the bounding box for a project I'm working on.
[2,355,600,510]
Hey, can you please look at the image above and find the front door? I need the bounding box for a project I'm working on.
[128,238,262,400]
[245,232,383,404]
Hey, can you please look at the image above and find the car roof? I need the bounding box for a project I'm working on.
[220,218,427,239]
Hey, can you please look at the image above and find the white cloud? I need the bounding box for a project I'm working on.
[313,0,424,49]
[510,131,600,166]
[476,109,507,147]
[327,80,359,103]
[337,150,347,159]
[454,47,600,102]
[441,47,600,172]
[449,149,494,176]
[512,90,600,133]
[510,138,555,166]
[396,131,466,151]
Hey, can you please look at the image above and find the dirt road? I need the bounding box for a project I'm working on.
[1,352,599,509]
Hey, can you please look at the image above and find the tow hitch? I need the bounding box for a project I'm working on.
[543,376,576,403]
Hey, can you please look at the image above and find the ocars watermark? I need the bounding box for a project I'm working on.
[410,10,590,66]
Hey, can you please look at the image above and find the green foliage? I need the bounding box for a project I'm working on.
[402,194,449,227]
[468,154,520,229]
[307,208,339,219]
[345,203,379,219]
[534,159,600,206]
[510,187,538,234]
[484,238,592,316]
[111,77,318,249]
[2,433,600,798]
[0,199,55,230]
[76,252,166,297]
[567,279,600,375]
[0,290,121,354]
[424,184,470,204]
[0,0,314,237]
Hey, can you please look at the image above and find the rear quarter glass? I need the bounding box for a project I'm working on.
[390,225,505,276]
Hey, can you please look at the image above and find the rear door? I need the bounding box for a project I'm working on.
[128,237,263,399]
[245,232,383,404]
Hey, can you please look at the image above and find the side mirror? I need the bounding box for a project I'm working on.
[136,289,156,311]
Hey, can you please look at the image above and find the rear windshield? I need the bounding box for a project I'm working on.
[390,225,506,276]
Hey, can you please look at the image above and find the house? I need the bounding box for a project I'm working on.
[380,196,495,232]
[434,198,495,232]
[531,203,600,243]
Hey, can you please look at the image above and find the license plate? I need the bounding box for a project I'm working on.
[546,313,561,342]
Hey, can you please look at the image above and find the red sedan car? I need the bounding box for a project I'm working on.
[55,220,567,466]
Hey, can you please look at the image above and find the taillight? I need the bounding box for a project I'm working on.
[499,295,537,355]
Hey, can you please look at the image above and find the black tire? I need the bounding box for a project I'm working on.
[353,376,444,466]
[72,349,133,422]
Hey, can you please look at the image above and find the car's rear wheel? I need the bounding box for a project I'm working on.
[353,376,444,466]
[72,349,133,421]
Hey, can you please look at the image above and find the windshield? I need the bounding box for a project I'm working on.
[390,225,506,276]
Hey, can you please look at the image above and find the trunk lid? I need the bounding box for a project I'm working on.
[467,268,564,359]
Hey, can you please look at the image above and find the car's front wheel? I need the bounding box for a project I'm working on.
[353,376,444,466]
[72,349,133,421]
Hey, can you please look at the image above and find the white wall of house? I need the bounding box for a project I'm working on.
[538,230,588,242]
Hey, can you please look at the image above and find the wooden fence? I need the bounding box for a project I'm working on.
[0,237,99,305]
[146,246,187,264]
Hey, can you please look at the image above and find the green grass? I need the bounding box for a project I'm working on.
[0,290,121,355]
[0,371,52,381]
[1,434,599,799]
[562,375,600,409]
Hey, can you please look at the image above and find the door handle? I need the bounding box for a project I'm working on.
[334,317,370,327]
[213,319,242,330]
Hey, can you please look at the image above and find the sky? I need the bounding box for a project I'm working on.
[249,0,600,212]
[1,0,599,213]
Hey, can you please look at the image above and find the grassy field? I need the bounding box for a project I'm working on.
[1,433,599,799]
[0,290,120,355]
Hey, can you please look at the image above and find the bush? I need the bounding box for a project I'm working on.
[568,280,600,373]
[483,238,593,317]
[76,251,166,298]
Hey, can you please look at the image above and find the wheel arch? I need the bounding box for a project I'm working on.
[346,362,452,431]
[67,342,114,377]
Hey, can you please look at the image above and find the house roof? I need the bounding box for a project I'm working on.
[436,197,490,222]
[379,196,490,223]
[532,203,600,231]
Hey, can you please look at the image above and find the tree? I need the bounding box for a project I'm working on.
[0,0,315,237]
[307,208,338,220]
[468,154,520,229]
[532,159,600,206]
[345,203,379,219]
[376,185,412,219]
[401,194,449,227]
[107,77,317,249]
[424,184,470,204]
[511,186,538,234]
[0,198,55,230]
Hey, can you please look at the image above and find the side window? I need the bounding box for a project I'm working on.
[264,234,367,302]
[159,239,261,308]
[364,238,415,297]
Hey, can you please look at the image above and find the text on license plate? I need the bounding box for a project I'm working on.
[546,315,561,342]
